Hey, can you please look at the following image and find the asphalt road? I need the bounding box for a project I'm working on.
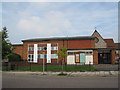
[2,73,118,88]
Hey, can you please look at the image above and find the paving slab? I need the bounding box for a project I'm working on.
[95,72,100,76]
[104,71,110,76]
[99,71,105,76]
[2,71,119,77]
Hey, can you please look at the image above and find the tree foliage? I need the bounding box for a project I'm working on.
[7,53,23,62]
[2,27,12,59]
[56,48,67,60]
[55,48,67,73]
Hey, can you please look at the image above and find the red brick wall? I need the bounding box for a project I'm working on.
[111,50,115,64]
[13,45,23,58]
[93,50,98,64]
[68,40,95,49]
[13,39,95,64]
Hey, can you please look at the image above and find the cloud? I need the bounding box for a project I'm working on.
[2,2,118,43]
[17,11,72,37]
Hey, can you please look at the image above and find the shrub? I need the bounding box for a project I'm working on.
[7,53,23,62]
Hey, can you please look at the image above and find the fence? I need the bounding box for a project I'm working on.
[2,61,95,72]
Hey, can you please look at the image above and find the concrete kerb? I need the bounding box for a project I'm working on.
[2,71,118,77]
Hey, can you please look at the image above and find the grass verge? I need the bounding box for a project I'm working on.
[2,65,96,72]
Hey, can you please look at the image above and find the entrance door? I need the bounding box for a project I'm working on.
[75,52,85,63]
[80,53,85,63]
[98,53,111,64]
[75,53,80,63]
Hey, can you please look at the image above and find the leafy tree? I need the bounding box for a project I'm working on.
[55,48,67,73]
[1,27,12,59]
[7,53,23,62]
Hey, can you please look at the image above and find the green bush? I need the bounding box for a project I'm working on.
[7,53,23,62]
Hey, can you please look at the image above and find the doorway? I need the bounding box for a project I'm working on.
[98,53,111,64]
[75,52,85,63]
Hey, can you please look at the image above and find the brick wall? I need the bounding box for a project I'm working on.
[111,50,115,64]
[13,39,94,64]
[93,50,98,64]
[68,40,95,49]
[13,45,23,58]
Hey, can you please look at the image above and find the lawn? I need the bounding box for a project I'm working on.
[2,65,96,72]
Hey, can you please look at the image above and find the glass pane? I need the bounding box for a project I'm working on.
[80,53,85,63]
[28,55,31,58]
[40,54,44,59]
[76,54,79,59]
[32,55,34,59]
[76,54,79,63]
[38,54,40,58]
[51,54,58,59]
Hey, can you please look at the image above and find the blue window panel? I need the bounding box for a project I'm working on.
[51,54,58,59]
[80,53,85,63]
[40,54,47,59]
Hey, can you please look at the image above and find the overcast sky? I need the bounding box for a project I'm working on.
[1,2,118,44]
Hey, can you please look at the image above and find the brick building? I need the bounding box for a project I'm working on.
[13,30,119,65]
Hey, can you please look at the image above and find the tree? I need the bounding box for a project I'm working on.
[55,48,67,73]
[1,27,12,59]
[7,53,23,62]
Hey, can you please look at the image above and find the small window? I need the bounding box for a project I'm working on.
[38,47,47,51]
[28,47,34,51]
[95,37,99,43]
[68,52,75,55]
[85,52,92,55]
[38,54,40,59]
[51,54,58,59]
[51,46,58,51]
[28,54,34,62]
[40,54,47,59]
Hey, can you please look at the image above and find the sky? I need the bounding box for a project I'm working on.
[1,2,118,44]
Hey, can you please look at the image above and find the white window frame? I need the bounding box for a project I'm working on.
[28,54,34,62]
[28,47,34,51]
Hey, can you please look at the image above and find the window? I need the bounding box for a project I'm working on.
[38,54,47,59]
[38,47,47,51]
[85,52,93,55]
[51,54,58,59]
[28,47,34,51]
[95,37,99,43]
[38,54,40,59]
[51,46,58,51]
[38,54,58,59]
[68,52,75,55]
[28,54,34,62]
[75,54,80,63]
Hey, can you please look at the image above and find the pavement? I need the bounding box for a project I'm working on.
[93,64,119,71]
[2,71,119,77]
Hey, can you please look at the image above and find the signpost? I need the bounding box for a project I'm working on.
[43,52,45,74]
[42,47,47,75]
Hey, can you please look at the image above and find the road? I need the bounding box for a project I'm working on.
[2,73,118,88]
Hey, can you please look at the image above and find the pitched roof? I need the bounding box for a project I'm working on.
[92,30,104,40]
[22,36,96,42]
[104,39,115,48]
